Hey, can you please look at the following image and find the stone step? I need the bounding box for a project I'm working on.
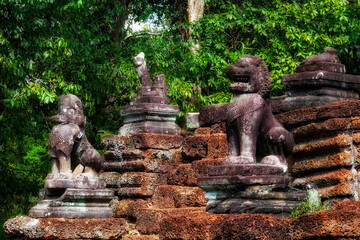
[182,134,227,162]
[291,118,353,143]
[100,172,166,197]
[292,134,351,158]
[151,185,206,208]
[292,168,355,198]
[292,151,353,174]
[104,148,181,173]
[167,158,224,186]
[159,212,287,240]
[4,216,128,239]
[136,207,205,234]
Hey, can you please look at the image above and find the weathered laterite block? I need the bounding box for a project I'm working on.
[291,118,352,143]
[4,216,129,240]
[151,185,206,208]
[276,100,360,129]
[113,198,148,218]
[167,159,224,187]
[292,152,353,174]
[292,168,354,198]
[286,210,360,240]
[159,212,287,240]
[130,133,184,150]
[182,134,227,162]
[136,207,205,234]
[100,172,166,197]
[292,134,351,158]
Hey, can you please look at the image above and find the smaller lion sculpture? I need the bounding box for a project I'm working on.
[48,94,103,180]
[225,55,294,171]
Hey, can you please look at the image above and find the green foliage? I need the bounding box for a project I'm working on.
[290,190,330,218]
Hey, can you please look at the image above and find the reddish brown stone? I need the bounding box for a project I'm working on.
[167,158,224,186]
[159,212,287,240]
[159,212,223,240]
[131,133,184,150]
[182,134,227,161]
[207,134,228,159]
[292,152,353,174]
[276,100,360,129]
[351,117,360,130]
[191,158,224,178]
[286,209,360,239]
[123,234,159,240]
[136,207,205,234]
[182,135,209,161]
[292,168,354,198]
[293,134,351,158]
[151,185,206,208]
[4,216,128,239]
[353,132,360,144]
[333,200,360,211]
[101,172,165,197]
[291,118,351,143]
[101,134,126,150]
[167,164,197,186]
[195,127,211,135]
[114,198,148,218]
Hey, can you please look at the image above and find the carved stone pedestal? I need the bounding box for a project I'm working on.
[29,176,113,219]
[120,103,180,135]
[198,164,305,218]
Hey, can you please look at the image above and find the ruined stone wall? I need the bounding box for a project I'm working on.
[276,100,360,200]
[100,124,228,238]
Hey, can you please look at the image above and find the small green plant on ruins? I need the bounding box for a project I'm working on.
[290,189,330,218]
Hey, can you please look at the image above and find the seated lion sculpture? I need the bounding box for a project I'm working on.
[225,55,294,171]
[48,94,103,181]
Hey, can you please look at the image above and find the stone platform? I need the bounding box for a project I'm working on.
[4,216,128,239]
[198,164,305,217]
[29,188,114,218]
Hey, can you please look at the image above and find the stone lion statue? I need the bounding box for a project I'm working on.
[48,94,103,181]
[225,55,294,171]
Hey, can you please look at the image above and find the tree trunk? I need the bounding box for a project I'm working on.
[187,0,204,52]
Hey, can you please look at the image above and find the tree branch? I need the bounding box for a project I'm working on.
[124,32,160,40]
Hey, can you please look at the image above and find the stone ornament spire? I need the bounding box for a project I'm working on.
[119,52,180,135]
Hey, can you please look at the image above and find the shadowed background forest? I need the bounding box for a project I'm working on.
[1,0,360,237]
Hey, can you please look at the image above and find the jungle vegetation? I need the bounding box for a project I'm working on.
[1,0,360,236]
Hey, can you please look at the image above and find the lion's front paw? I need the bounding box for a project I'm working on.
[260,155,287,172]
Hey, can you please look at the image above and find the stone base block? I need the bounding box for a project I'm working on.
[198,175,290,191]
[151,185,206,208]
[45,177,106,190]
[28,188,114,218]
[167,158,224,186]
[159,212,287,240]
[136,207,205,234]
[203,184,305,218]
[120,121,181,135]
[4,216,128,239]
[287,209,360,239]
[208,164,286,176]
[292,168,354,198]
[101,172,165,197]
[206,198,299,218]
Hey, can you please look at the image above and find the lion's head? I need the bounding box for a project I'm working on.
[226,55,272,98]
[51,94,85,127]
